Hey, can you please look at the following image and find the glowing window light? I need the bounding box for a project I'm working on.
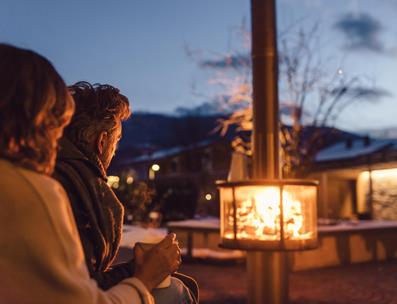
[126,176,134,184]
[357,167,397,215]
[370,168,397,179]
[359,168,397,180]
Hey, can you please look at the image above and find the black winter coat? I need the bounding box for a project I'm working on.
[53,138,134,290]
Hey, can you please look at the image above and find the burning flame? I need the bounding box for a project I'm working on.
[225,187,312,241]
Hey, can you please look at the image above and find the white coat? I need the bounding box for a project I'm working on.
[0,159,154,304]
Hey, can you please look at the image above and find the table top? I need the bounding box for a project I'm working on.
[168,218,220,231]
[167,218,397,234]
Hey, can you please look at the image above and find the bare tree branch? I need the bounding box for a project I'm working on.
[186,22,391,177]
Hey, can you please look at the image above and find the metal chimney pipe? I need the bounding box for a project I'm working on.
[251,0,279,181]
[248,0,289,303]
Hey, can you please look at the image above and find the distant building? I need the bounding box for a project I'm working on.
[311,137,397,220]
[116,138,232,217]
[113,123,397,221]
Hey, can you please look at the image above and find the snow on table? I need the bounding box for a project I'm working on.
[167,217,220,231]
[167,217,246,260]
[318,219,397,234]
[168,217,397,235]
[120,225,167,248]
[120,219,397,261]
[181,248,245,260]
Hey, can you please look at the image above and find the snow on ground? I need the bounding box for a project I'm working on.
[168,216,220,229]
[120,223,244,260]
[181,248,245,260]
[120,225,167,248]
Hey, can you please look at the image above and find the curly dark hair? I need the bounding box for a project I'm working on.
[65,81,131,146]
[0,43,74,175]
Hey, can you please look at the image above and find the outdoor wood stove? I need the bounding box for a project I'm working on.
[235,0,320,302]
[218,180,318,251]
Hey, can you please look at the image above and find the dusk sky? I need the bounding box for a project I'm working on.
[1,0,396,132]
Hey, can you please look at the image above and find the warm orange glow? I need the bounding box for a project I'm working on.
[359,168,397,180]
[107,175,120,188]
[357,168,397,215]
[224,187,313,241]
[126,176,134,184]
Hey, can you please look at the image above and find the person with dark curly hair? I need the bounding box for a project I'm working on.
[0,44,180,304]
[52,81,198,303]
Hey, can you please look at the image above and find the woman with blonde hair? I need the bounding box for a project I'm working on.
[0,44,180,304]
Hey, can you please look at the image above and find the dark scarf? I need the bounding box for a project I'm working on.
[53,138,124,273]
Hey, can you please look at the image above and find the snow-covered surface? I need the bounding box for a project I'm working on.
[120,225,167,248]
[181,248,245,260]
[124,139,214,164]
[168,217,220,230]
[318,220,397,233]
[119,223,244,260]
[119,220,397,260]
[315,139,392,162]
[167,217,397,234]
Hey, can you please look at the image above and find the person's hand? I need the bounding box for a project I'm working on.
[134,233,181,291]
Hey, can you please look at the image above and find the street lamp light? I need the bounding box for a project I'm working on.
[151,164,160,172]
[126,176,134,185]
[149,163,160,180]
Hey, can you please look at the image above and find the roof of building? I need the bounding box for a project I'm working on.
[315,138,396,162]
[120,139,216,165]
[115,116,397,170]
